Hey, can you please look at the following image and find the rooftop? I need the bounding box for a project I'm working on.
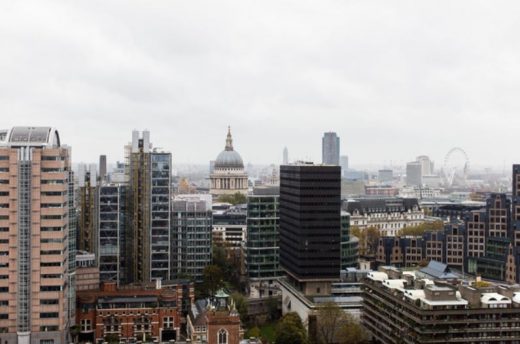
[366,265,520,310]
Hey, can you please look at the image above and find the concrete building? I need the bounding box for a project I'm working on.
[340,155,349,177]
[210,128,248,198]
[375,221,465,269]
[0,127,73,344]
[406,161,422,186]
[344,198,425,236]
[377,169,393,183]
[399,185,442,199]
[364,185,398,197]
[171,194,212,283]
[75,251,100,292]
[126,130,172,283]
[76,280,193,343]
[99,155,107,184]
[77,163,98,254]
[246,186,281,298]
[279,268,368,339]
[212,204,247,250]
[416,155,433,175]
[363,267,520,343]
[322,132,340,165]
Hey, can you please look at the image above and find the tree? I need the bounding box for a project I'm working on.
[351,226,380,257]
[316,302,346,344]
[232,292,249,324]
[212,244,242,290]
[201,265,224,297]
[217,192,247,205]
[266,297,281,321]
[274,312,309,344]
[337,314,369,344]
[397,221,444,236]
[246,326,261,339]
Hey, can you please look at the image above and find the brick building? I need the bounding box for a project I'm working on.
[187,290,243,344]
[76,280,194,343]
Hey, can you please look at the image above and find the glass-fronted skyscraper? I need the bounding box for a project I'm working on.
[126,130,172,283]
[246,187,281,297]
[98,184,126,284]
[171,194,212,283]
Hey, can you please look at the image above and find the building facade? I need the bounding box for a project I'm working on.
[126,130,172,283]
[77,163,98,254]
[322,132,340,165]
[406,161,422,186]
[363,268,520,343]
[209,128,248,198]
[246,187,281,298]
[280,163,342,293]
[187,291,243,344]
[171,194,212,283]
[345,198,425,236]
[77,281,193,343]
[0,127,72,344]
[98,184,126,284]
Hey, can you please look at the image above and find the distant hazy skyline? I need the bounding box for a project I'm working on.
[2,1,520,169]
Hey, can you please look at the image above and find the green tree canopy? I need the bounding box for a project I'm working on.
[217,192,247,205]
[201,265,224,297]
[397,221,444,236]
[274,312,309,344]
[351,226,380,256]
[232,292,249,324]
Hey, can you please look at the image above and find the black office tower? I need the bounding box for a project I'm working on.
[279,163,341,282]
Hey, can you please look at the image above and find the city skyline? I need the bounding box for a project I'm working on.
[2,1,520,167]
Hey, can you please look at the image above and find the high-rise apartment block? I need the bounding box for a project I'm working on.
[406,161,422,186]
[283,147,289,165]
[322,132,340,165]
[246,186,281,297]
[126,130,172,283]
[98,184,126,284]
[0,127,73,344]
[280,163,342,293]
[340,155,349,177]
[171,194,212,283]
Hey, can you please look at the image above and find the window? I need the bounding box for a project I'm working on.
[40,312,59,318]
[163,316,174,329]
[80,319,92,332]
[40,286,61,292]
[218,329,228,344]
[40,326,59,332]
[40,340,55,344]
[41,299,59,305]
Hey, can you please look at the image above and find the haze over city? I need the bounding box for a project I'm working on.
[2,0,520,167]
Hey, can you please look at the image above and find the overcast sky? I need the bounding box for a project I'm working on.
[1,1,520,169]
